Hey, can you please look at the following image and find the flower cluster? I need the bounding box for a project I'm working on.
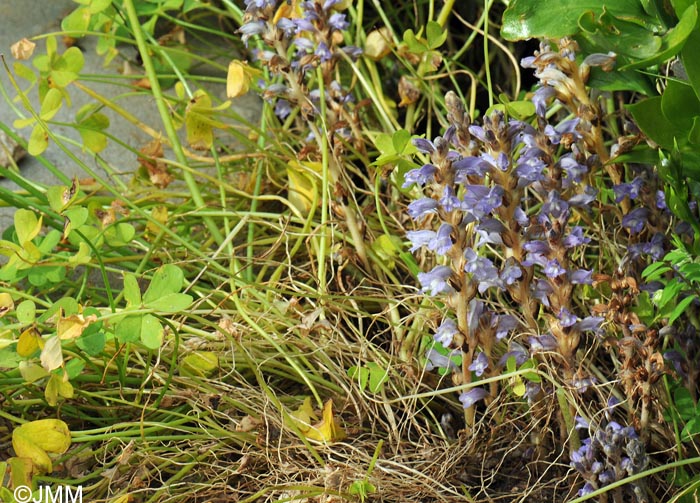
[239,0,361,139]
[407,82,606,417]
[572,414,649,500]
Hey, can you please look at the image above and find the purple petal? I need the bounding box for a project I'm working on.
[459,387,489,408]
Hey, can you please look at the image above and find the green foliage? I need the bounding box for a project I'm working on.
[642,235,700,324]
[347,362,390,394]
[116,265,192,349]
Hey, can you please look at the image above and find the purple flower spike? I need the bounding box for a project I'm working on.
[570,269,593,285]
[532,279,554,306]
[613,176,644,203]
[575,316,605,332]
[569,186,598,206]
[562,226,590,248]
[498,341,529,367]
[532,86,556,117]
[315,41,332,62]
[622,208,649,234]
[453,156,490,180]
[429,223,454,256]
[440,186,462,213]
[501,263,522,285]
[328,12,349,31]
[434,318,458,346]
[402,164,437,188]
[656,190,667,210]
[578,482,596,497]
[544,258,566,278]
[239,20,266,46]
[418,265,454,296]
[274,99,292,119]
[412,137,435,154]
[575,416,590,430]
[544,118,581,145]
[407,197,439,220]
[406,229,436,252]
[558,307,578,328]
[425,348,460,371]
[515,157,547,186]
[494,315,519,340]
[459,387,489,408]
[529,334,558,353]
[469,352,489,377]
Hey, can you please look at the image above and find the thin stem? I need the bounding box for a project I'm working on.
[121,0,224,246]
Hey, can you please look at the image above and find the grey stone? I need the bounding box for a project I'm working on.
[0,0,260,229]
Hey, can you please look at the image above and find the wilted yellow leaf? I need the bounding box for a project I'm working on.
[45,373,74,406]
[287,160,322,214]
[19,361,49,383]
[287,396,318,433]
[12,419,71,473]
[364,28,392,60]
[17,327,43,357]
[185,90,230,150]
[0,292,14,317]
[8,456,33,488]
[11,38,36,60]
[304,399,346,443]
[147,206,169,234]
[58,313,97,340]
[179,351,219,377]
[511,375,526,397]
[226,60,251,98]
[40,336,63,372]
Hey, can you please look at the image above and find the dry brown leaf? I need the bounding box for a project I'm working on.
[138,139,173,188]
[11,38,36,60]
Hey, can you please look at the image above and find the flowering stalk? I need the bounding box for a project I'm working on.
[407,42,621,429]
[238,0,370,269]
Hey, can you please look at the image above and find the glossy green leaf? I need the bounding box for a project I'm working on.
[681,417,700,441]
[501,0,651,40]
[366,362,389,393]
[15,209,42,245]
[674,386,696,419]
[578,9,661,61]
[587,67,656,95]
[144,292,192,313]
[689,116,700,145]
[627,96,685,148]
[16,300,36,325]
[348,365,370,391]
[123,273,142,307]
[76,328,105,356]
[28,124,48,156]
[619,4,698,70]
[682,27,700,102]
[140,314,164,349]
[13,62,36,84]
[392,129,411,155]
[403,29,425,53]
[144,264,185,303]
[426,21,447,49]
[104,222,135,247]
[89,0,112,13]
[661,80,700,132]
[115,315,142,344]
[668,294,697,324]
[76,104,109,153]
[61,6,91,33]
[47,182,79,213]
